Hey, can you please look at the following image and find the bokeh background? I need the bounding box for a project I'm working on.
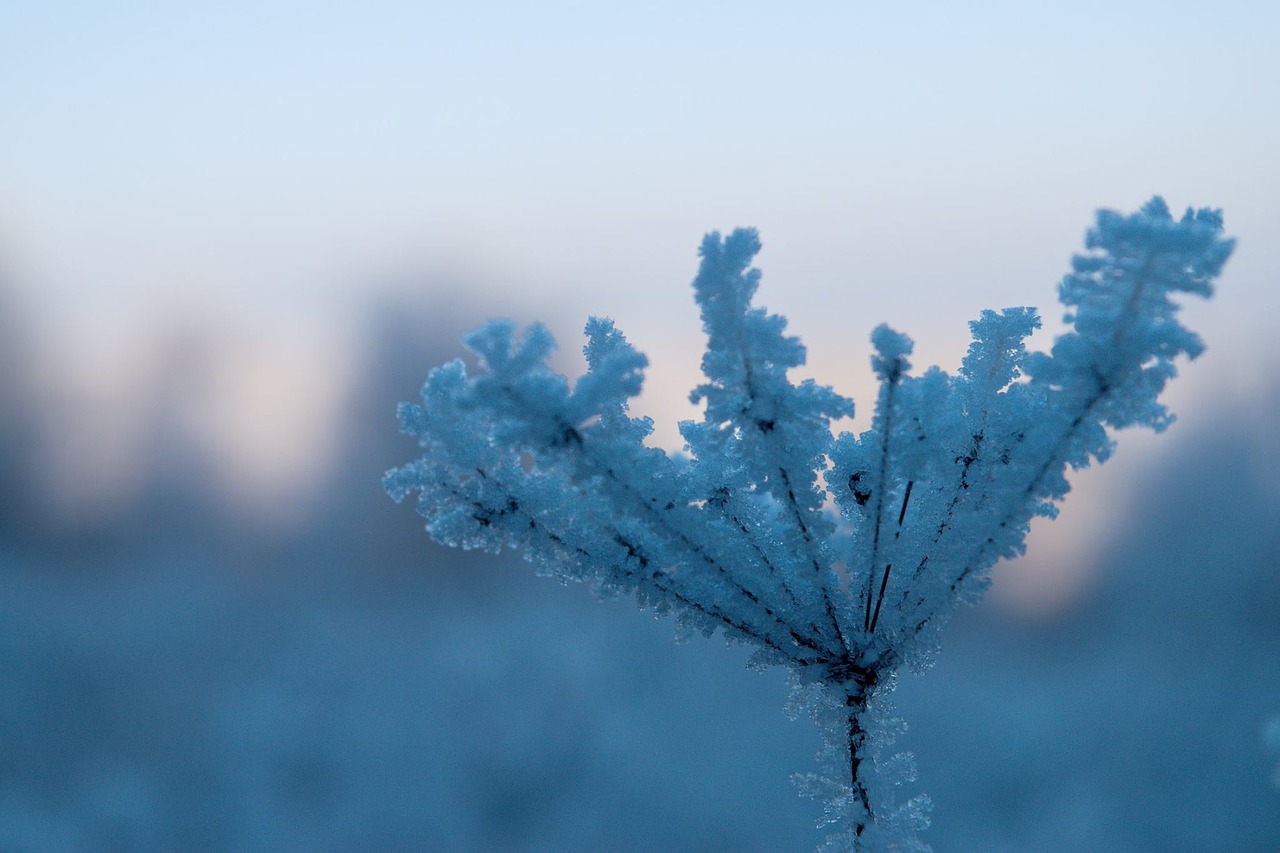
[2,2,1278,850]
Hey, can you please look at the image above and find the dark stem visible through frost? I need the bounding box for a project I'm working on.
[868,480,913,634]
[847,685,873,837]
[864,378,900,633]
[835,657,882,840]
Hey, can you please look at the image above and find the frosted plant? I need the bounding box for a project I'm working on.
[386,198,1232,850]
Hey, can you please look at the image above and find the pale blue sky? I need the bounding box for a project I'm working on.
[5,0,1274,315]
[2,0,1276,436]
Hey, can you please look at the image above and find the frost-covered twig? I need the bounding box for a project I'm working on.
[386,198,1232,850]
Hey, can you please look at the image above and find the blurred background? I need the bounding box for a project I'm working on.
[2,2,1278,850]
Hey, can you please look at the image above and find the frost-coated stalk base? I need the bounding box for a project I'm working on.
[847,685,873,838]
[386,199,1232,851]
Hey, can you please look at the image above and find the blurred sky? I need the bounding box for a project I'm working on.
[2,1,1277,607]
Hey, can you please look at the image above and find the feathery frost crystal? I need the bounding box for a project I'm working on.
[386,198,1232,850]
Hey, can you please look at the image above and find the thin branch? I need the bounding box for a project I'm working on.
[453,472,834,667]
[775,465,850,656]
[864,376,900,633]
[493,383,843,661]
[868,564,892,634]
[944,253,1156,599]
[896,479,914,528]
